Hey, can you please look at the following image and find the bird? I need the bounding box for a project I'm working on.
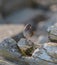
[23,24,34,39]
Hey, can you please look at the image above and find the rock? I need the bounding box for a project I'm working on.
[47,23,57,41]
[44,42,57,59]
[0,56,29,65]
[22,56,40,65]
[0,59,17,65]
[37,35,48,44]
[0,37,22,60]
[23,55,57,65]
[0,37,16,47]
[32,48,42,58]
[32,42,57,63]
[17,38,34,56]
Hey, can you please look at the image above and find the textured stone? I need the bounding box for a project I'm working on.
[17,38,34,56]
[0,37,22,60]
[0,60,17,65]
[44,42,57,59]
[23,56,57,65]
[47,23,57,41]
[32,42,57,63]
[37,35,48,44]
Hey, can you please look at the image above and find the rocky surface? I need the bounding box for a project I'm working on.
[0,59,17,65]
[44,42,57,59]
[23,22,57,65]
[47,23,57,41]
[0,38,22,61]
[23,56,57,65]
[17,38,34,56]
[1,1,57,65]
[0,23,57,65]
[0,56,29,65]
[32,43,57,64]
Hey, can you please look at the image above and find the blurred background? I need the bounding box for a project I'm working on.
[0,0,57,42]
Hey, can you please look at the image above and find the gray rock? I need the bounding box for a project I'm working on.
[44,42,57,59]
[0,37,22,60]
[0,56,29,65]
[32,42,57,63]
[0,37,16,48]
[32,48,42,58]
[23,55,57,65]
[0,60,17,65]
[17,38,34,56]
[22,56,40,65]
[47,23,57,41]
[37,35,48,44]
